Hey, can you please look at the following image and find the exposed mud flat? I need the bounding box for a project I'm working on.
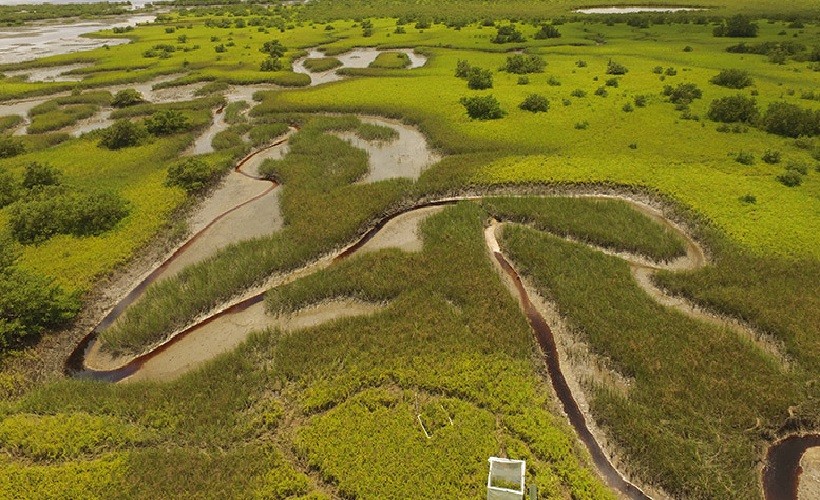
[121,300,383,382]
[292,47,426,86]
[0,14,155,64]
[2,63,91,82]
[359,206,442,254]
[574,6,705,14]
[799,447,820,500]
[334,116,441,182]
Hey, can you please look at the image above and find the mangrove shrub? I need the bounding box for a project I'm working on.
[99,120,147,150]
[707,95,759,123]
[503,54,546,74]
[460,95,506,120]
[519,94,549,113]
[710,69,753,89]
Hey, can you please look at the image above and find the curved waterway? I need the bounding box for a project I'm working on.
[62,159,811,498]
[292,47,427,86]
[765,436,820,500]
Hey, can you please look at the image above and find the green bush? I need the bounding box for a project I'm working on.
[0,135,25,158]
[570,89,587,98]
[0,169,18,208]
[777,170,803,186]
[260,57,282,72]
[466,67,493,89]
[761,150,781,164]
[502,54,546,74]
[99,120,147,149]
[145,109,190,136]
[761,102,820,138]
[662,82,703,104]
[260,39,286,57]
[460,95,506,120]
[303,57,342,72]
[518,94,549,113]
[454,59,471,78]
[713,15,759,38]
[710,69,753,89]
[606,60,629,75]
[533,24,560,39]
[112,89,145,108]
[166,157,223,193]
[491,25,524,44]
[22,162,61,189]
[8,189,130,244]
[707,95,759,123]
[735,151,755,165]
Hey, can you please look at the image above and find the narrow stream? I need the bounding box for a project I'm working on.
[764,435,820,500]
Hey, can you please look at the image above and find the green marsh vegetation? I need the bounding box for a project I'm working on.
[0,3,817,499]
[301,57,343,73]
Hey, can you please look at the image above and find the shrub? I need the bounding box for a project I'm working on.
[761,150,781,164]
[739,193,756,203]
[0,135,25,158]
[710,69,753,89]
[99,120,147,149]
[534,24,561,39]
[683,45,693,52]
[214,44,226,53]
[502,54,546,74]
[664,67,677,76]
[8,189,130,244]
[460,95,506,120]
[518,94,549,113]
[547,75,561,86]
[261,39,286,57]
[622,103,634,112]
[606,60,628,75]
[0,169,18,208]
[605,77,619,87]
[455,59,471,78]
[713,15,759,38]
[0,237,77,348]
[735,151,755,165]
[111,89,145,108]
[653,66,664,74]
[777,170,802,186]
[145,110,189,136]
[574,121,589,129]
[260,57,282,72]
[491,25,525,44]
[466,68,493,90]
[786,161,809,175]
[517,76,529,85]
[570,89,587,98]
[575,60,587,68]
[761,102,820,138]
[634,95,647,107]
[594,86,608,97]
[707,95,759,123]
[662,83,702,104]
[167,157,221,193]
[22,162,61,190]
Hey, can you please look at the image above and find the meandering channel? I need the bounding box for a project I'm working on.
[62,127,814,500]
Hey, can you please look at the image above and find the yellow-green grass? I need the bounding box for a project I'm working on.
[302,56,342,73]
[368,51,410,69]
[259,20,819,258]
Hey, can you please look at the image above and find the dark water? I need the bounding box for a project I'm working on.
[764,436,820,500]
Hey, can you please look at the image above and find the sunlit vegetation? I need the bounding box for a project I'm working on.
[0,3,818,499]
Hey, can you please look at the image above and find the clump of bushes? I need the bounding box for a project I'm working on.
[466,68,493,89]
[260,57,283,72]
[8,188,130,243]
[707,95,759,123]
[0,135,25,158]
[710,69,753,89]
[460,95,506,120]
[761,150,781,164]
[735,151,755,165]
[491,25,525,44]
[662,83,702,104]
[606,60,629,75]
[534,24,561,39]
[594,86,608,97]
[112,89,144,108]
[518,94,549,113]
[145,109,189,136]
[22,162,61,189]
[0,234,78,349]
[166,157,224,193]
[570,89,587,98]
[99,120,147,150]
[713,15,759,38]
[502,54,546,74]
[760,102,820,138]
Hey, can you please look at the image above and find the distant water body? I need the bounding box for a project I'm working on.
[3,0,151,7]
